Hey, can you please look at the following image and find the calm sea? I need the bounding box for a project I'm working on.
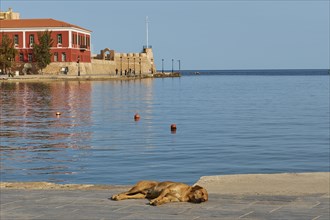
[1,70,329,185]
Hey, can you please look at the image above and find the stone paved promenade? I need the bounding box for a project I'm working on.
[0,188,329,219]
[1,173,329,219]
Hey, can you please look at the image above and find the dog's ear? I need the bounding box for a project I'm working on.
[192,185,203,191]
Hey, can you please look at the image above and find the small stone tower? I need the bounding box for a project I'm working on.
[0,8,20,20]
[144,47,157,74]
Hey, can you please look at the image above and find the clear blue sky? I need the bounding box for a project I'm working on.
[1,0,329,70]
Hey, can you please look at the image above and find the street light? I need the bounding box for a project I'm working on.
[177,60,181,72]
[120,56,123,75]
[128,57,130,76]
[77,56,80,76]
[162,59,164,73]
[171,59,174,73]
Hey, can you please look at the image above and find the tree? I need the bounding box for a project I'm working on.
[32,30,54,74]
[0,34,17,76]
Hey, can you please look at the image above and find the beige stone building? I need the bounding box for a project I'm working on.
[0,8,20,20]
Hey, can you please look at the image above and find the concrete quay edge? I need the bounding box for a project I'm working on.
[1,172,329,196]
[0,72,180,82]
[0,74,152,82]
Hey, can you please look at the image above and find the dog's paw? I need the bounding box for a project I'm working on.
[149,199,159,206]
[111,195,121,201]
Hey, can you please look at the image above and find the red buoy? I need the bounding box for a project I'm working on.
[134,113,140,121]
[170,124,177,131]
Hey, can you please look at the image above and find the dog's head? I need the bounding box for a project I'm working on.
[189,185,208,203]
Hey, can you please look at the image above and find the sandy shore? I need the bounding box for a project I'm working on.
[1,172,329,196]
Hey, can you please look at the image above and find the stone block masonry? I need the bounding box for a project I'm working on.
[42,47,157,77]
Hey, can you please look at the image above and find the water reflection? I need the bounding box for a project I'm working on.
[1,81,93,147]
[1,81,93,182]
[1,76,328,185]
[1,79,157,184]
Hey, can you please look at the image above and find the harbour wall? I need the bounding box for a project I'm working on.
[41,48,156,77]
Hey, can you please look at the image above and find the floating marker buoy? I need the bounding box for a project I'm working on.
[56,112,61,116]
[170,124,177,131]
[134,113,140,121]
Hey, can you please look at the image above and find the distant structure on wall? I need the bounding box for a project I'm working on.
[0,8,20,20]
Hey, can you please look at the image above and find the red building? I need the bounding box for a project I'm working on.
[0,18,92,63]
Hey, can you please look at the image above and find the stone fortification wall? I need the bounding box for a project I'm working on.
[41,47,157,77]
[90,59,116,75]
[95,47,157,76]
[42,62,93,76]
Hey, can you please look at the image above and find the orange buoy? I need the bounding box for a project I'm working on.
[56,112,61,116]
[170,124,177,131]
[134,113,140,121]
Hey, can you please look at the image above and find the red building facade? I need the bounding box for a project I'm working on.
[0,18,92,63]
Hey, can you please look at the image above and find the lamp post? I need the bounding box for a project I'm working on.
[139,58,142,76]
[77,56,80,76]
[128,57,130,76]
[162,59,164,73]
[8,57,11,77]
[171,59,174,73]
[120,56,123,75]
[134,57,136,75]
[177,60,181,72]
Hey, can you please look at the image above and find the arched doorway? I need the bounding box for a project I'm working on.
[101,48,115,60]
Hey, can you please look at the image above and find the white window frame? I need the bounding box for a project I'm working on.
[61,52,66,62]
[54,52,58,62]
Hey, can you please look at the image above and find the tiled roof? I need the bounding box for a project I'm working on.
[0,18,91,32]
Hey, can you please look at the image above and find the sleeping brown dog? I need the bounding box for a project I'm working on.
[111,180,208,206]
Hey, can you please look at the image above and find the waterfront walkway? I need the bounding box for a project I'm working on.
[0,72,180,82]
[1,173,329,220]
